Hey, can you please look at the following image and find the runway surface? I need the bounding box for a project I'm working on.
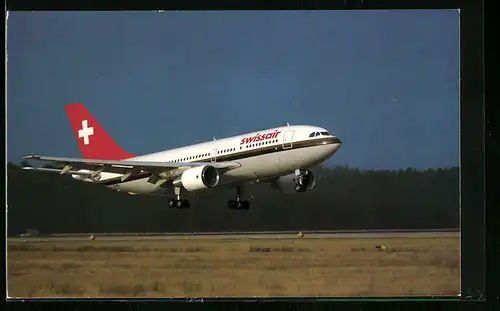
[7,230,459,243]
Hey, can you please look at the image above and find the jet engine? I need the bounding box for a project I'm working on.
[173,165,220,192]
[270,170,316,194]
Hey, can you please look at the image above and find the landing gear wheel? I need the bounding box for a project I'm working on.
[227,200,250,210]
[168,187,190,209]
[168,199,190,209]
[176,200,183,208]
[295,183,306,192]
[228,186,250,210]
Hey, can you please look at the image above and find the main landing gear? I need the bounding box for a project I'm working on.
[167,186,251,210]
[168,187,191,209]
[228,187,250,210]
[168,199,190,209]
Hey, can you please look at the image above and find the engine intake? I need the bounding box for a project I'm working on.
[174,165,220,192]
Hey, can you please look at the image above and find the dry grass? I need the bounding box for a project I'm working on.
[7,236,460,298]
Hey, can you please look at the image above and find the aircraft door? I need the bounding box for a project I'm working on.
[282,130,294,149]
[211,149,218,163]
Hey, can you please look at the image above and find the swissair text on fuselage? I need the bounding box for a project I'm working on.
[240,130,281,145]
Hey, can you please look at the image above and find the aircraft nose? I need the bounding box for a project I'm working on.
[321,136,341,156]
[325,136,341,145]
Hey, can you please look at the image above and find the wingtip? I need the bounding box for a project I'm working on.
[22,154,41,160]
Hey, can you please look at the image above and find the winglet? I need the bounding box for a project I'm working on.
[64,103,135,160]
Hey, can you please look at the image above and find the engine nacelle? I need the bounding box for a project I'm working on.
[174,165,220,192]
[271,170,316,194]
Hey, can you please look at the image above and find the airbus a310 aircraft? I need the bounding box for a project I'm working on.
[22,103,342,210]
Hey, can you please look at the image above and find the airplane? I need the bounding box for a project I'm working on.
[21,103,342,210]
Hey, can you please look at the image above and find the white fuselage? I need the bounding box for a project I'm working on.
[76,125,341,195]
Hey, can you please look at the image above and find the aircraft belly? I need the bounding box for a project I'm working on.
[223,145,329,181]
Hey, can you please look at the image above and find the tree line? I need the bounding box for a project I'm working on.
[6,162,459,235]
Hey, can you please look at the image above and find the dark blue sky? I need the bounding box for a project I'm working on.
[7,11,459,170]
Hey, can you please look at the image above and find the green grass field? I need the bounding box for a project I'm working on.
[7,236,460,298]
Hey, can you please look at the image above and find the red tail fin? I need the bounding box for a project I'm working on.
[64,103,135,160]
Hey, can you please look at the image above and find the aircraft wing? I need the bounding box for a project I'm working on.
[21,166,96,177]
[22,154,242,181]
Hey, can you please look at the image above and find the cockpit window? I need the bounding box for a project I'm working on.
[320,131,330,136]
[309,132,315,138]
[315,132,320,137]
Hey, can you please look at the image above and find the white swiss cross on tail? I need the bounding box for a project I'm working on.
[78,120,94,145]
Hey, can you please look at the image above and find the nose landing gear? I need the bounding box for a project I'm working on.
[294,169,310,192]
